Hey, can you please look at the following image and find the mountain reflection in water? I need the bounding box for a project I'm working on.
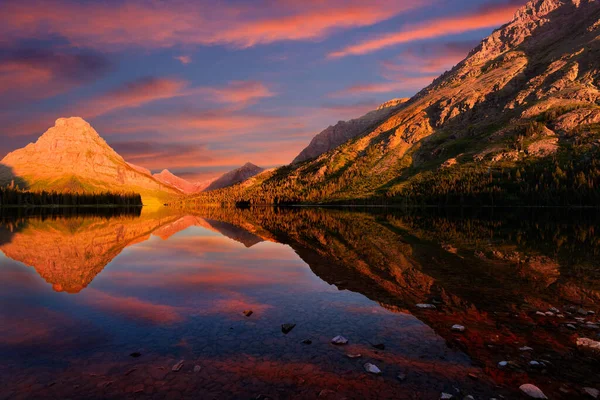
[0,207,599,399]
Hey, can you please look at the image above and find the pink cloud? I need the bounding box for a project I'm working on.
[108,136,307,176]
[328,2,522,58]
[381,42,476,77]
[175,55,192,65]
[102,107,301,138]
[200,81,275,105]
[0,48,110,103]
[75,78,275,118]
[0,0,428,50]
[78,77,187,118]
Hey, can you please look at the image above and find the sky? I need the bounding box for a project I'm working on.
[0,0,527,182]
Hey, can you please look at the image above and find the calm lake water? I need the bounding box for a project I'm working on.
[1,207,599,399]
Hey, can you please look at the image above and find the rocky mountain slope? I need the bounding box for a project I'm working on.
[292,98,408,164]
[190,0,600,206]
[0,117,180,205]
[205,162,264,191]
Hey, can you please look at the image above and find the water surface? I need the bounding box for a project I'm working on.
[1,207,599,399]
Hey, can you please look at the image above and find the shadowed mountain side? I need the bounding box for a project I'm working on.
[149,214,263,247]
[0,164,29,191]
[186,207,600,393]
[0,208,186,293]
[205,163,264,191]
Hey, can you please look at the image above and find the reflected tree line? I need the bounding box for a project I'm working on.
[1,205,599,393]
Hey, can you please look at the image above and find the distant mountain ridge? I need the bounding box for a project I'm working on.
[153,169,213,194]
[205,162,264,191]
[0,117,266,202]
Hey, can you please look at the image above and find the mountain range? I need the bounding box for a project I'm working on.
[2,0,600,206]
[0,117,265,204]
[188,0,600,206]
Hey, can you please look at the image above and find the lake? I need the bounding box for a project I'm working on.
[1,207,599,399]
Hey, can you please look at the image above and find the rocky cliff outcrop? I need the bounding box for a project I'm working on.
[292,99,408,164]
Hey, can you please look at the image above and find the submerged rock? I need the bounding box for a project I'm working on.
[529,360,542,367]
[243,310,253,317]
[318,389,336,398]
[519,384,548,399]
[583,387,599,398]
[364,363,382,375]
[577,337,600,354]
[172,360,184,372]
[372,343,385,350]
[331,335,348,345]
[281,323,296,334]
[129,352,141,358]
[301,339,312,345]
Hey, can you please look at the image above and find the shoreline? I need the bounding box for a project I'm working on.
[0,204,143,209]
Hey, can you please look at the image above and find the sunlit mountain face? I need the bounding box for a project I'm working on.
[0,0,529,184]
[3,1,600,399]
[1,207,599,399]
